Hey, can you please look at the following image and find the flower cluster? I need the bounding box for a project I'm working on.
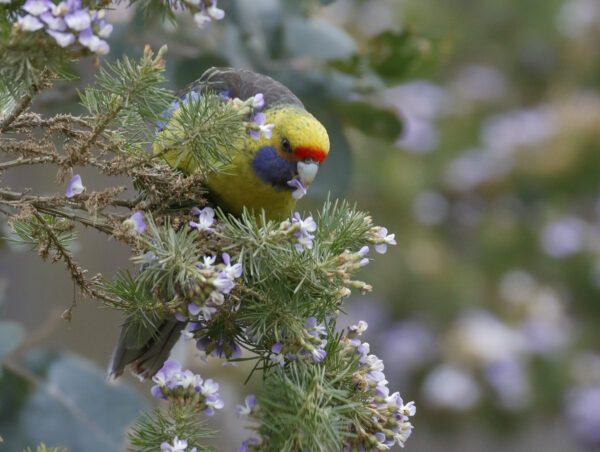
[340,321,416,450]
[161,436,197,452]
[150,360,224,416]
[330,247,373,296]
[269,317,328,366]
[13,0,113,54]
[279,212,317,252]
[190,321,243,361]
[176,0,225,28]
[174,252,243,322]
[369,226,397,254]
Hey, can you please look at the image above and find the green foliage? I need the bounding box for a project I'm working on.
[128,404,215,452]
[101,270,164,331]
[6,215,76,258]
[131,216,204,302]
[256,362,357,452]
[155,92,246,176]
[78,45,171,136]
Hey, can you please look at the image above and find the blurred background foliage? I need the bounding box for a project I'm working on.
[2,0,600,450]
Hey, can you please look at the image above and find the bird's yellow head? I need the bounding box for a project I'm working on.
[249,105,330,193]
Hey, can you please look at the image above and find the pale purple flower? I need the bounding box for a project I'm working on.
[96,20,113,38]
[22,0,53,16]
[422,364,480,411]
[189,206,215,231]
[250,112,275,140]
[65,174,85,198]
[160,436,188,452]
[252,93,265,109]
[198,255,216,270]
[287,179,307,200]
[204,394,225,416]
[206,0,225,20]
[236,394,257,418]
[40,12,67,30]
[291,212,317,252]
[566,385,600,444]
[123,211,146,234]
[373,227,396,254]
[65,9,90,30]
[221,252,243,279]
[193,11,212,27]
[16,15,44,31]
[78,27,108,54]
[347,320,368,336]
[238,438,259,452]
[540,216,586,258]
[213,272,234,294]
[46,29,75,46]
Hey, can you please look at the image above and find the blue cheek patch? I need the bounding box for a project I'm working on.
[252,146,297,190]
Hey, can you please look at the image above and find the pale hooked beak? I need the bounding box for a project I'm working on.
[297,159,319,186]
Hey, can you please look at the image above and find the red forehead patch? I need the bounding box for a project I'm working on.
[294,146,327,164]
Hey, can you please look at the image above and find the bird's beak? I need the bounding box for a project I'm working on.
[297,159,319,186]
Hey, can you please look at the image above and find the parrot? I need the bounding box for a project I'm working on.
[107,67,331,379]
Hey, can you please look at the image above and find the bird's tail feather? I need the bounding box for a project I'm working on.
[107,316,186,380]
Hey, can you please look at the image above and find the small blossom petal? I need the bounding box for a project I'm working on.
[65,174,85,198]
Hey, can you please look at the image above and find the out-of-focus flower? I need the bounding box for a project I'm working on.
[499,269,537,304]
[451,65,507,103]
[566,385,600,444]
[236,394,257,418]
[483,358,531,410]
[422,364,481,411]
[557,0,600,38]
[412,190,449,225]
[540,216,587,258]
[395,114,439,154]
[65,174,85,198]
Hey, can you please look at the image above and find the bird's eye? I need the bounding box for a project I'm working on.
[281,138,292,153]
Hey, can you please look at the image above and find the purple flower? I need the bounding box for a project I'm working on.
[40,11,66,30]
[213,272,234,294]
[236,394,257,417]
[65,174,85,198]
[252,93,265,109]
[123,211,146,234]
[249,112,275,140]
[189,206,215,231]
[46,29,75,46]
[206,0,225,20]
[238,438,259,452]
[287,179,307,200]
[65,9,90,30]
[291,212,317,252]
[16,15,44,31]
[221,252,243,279]
[198,255,216,270]
[373,227,397,254]
[160,436,189,452]
[78,27,109,54]
[22,0,53,16]
[566,385,600,444]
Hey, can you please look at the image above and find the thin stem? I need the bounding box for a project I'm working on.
[0,68,54,133]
